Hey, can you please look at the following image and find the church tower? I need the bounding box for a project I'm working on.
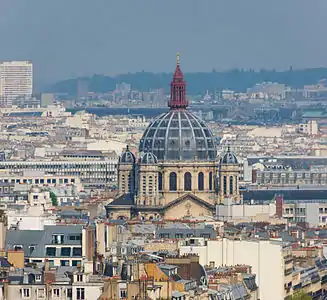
[117,146,136,196]
[137,152,159,206]
[169,52,187,109]
[218,146,241,203]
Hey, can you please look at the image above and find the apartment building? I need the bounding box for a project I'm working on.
[0,158,117,187]
[179,237,288,300]
[5,225,95,268]
[282,200,327,227]
[0,61,33,107]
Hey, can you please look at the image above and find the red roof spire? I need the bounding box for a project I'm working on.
[169,52,187,109]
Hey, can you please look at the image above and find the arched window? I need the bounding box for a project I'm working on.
[229,176,234,195]
[223,176,227,195]
[184,172,192,191]
[149,176,153,195]
[121,174,126,191]
[198,172,204,191]
[209,172,213,191]
[142,176,146,195]
[169,172,177,191]
[158,172,163,191]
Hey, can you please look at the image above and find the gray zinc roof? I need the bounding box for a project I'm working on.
[6,225,83,258]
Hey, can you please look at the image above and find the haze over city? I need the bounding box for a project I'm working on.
[1,0,327,87]
[2,1,327,300]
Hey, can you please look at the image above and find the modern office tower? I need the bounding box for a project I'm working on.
[0,61,33,107]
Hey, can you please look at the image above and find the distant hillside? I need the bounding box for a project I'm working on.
[46,68,327,96]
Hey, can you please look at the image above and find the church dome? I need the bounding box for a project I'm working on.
[139,110,216,161]
[139,54,216,161]
[119,147,136,164]
[220,147,238,164]
[139,152,158,164]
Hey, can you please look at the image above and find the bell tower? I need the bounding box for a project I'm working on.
[168,52,187,109]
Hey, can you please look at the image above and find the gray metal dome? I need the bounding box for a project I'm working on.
[220,147,238,164]
[119,147,136,164]
[139,110,217,161]
[140,152,158,164]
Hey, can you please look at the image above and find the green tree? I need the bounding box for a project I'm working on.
[50,191,58,206]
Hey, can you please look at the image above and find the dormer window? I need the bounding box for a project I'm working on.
[77,274,83,282]
[52,234,64,245]
[35,274,41,282]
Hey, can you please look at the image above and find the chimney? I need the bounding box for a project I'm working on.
[275,194,283,218]
[44,259,50,271]
[7,250,24,268]
[251,168,257,183]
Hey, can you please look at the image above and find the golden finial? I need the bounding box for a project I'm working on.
[177,52,180,66]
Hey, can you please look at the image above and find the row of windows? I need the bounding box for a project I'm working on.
[122,171,216,193]
[169,172,213,191]
[46,247,82,257]
[223,176,234,195]
[0,178,74,184]
[22,287,84,299]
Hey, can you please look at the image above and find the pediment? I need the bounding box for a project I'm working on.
[163,193,214,219]
[164,193,214,211]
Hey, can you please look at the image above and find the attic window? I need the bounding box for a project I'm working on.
[14,245,23,251]
[29,245,36,255]
[35,274,41,282]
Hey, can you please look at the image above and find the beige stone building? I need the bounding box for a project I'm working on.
[106,56,241,220]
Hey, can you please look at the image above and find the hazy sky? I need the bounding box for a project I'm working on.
[1,0,327,85]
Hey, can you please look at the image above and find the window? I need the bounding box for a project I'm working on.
[223,176,227,195]
[198,172,204,191]
[72,260,81,267]
[76,288,85,300]
[229,176,234,195]
[52,289,60,297]
[33,195,38,200]
[14,245,23,251]
[37,288,45,299]
[184,172,192,191]
[29,245,36,255]
[22,288,30,298]
[72,247,82,257]
[77,274,83,282]
[46,247,56,256]
[169,172,177,191]
[35,274,41,282]
[61,247,71,256]
[60,260,69,266]
[158,172,163,191]
[52,234,64,244]
[69,235,76,241]
[67,289,72,298]
[120,290,127,298]
[209,172,213,190]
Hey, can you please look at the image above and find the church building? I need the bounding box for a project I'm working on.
[106,54,241,220]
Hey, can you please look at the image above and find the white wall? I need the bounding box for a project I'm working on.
[179,238,285,300]
[216,203,276,221]
[72,284,103,300]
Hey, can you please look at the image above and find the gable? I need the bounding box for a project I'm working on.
[163,193,214,219]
